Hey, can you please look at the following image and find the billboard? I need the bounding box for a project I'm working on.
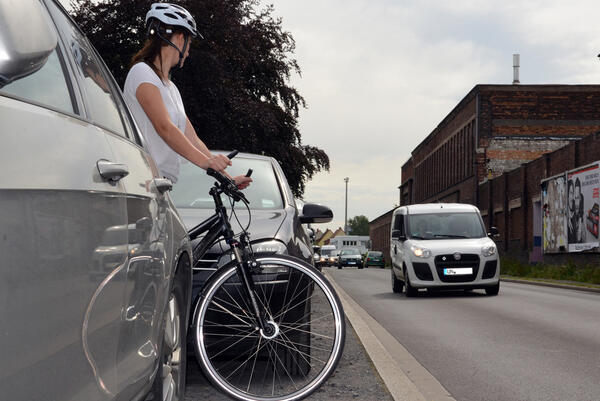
[566,163,600,252]
[541,174,567,253]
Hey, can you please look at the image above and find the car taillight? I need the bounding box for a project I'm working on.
[367,258,371,261]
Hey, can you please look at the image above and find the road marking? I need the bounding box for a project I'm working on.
[325,270,456,401]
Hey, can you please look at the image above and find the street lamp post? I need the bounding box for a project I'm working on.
[344,177,349,233]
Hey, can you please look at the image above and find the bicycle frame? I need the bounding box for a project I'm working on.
[187,183,270,333]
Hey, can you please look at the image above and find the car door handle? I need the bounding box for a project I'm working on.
[153,178,173,194]
[97,160,129,182]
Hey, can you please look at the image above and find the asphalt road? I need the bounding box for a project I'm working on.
[328,267,600,401]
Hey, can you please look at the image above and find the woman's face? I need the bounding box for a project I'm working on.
[173,33,191,66]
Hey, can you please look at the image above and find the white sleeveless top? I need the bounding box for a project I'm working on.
[123,62,186,183]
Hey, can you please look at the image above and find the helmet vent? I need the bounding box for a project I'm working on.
[174,11,187,19]
[164,12,178,19]
[155,5,168,9]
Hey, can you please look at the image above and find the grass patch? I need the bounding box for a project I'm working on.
[501,258,600,285]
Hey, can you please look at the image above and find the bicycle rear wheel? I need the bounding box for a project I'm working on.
[193,255,345,401]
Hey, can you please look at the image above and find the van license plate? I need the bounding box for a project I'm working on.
[444,268,472,275]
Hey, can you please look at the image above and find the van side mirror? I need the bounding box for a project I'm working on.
[391,230,406,241]
[0,0,58,87]
[300,203,333,224]
[488,227,499,238]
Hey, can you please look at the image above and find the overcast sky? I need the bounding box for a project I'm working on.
[267,0,600,232]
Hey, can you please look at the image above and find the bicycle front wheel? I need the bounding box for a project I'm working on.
[193,255,346,401]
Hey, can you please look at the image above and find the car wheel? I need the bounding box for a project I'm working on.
[405,274,418,298]
[485,282,500,296]
[391,269,404,293]
[147,269,187,401]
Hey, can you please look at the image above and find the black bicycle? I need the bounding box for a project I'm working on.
[187,151,346,401]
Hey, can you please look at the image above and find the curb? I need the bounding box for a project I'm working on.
[324,270,455,401]
[501,277,600,294]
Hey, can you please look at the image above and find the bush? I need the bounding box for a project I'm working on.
[501,258,600,285]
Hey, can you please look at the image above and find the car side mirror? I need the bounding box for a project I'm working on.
[391,230,406,241]
[300,203,333,224]
[488,226,499,238]
[0,0,58,87]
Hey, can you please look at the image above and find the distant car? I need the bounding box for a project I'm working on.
[0,2,192,400]
[316,244,337,267]
[338,248,363,269]
[168,153,333,342]
[364,251,385,268]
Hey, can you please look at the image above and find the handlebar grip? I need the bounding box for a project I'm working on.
[245,169,253,178]
[227,150,239,159]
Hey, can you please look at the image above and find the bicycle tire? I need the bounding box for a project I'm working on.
[193,255,346,401]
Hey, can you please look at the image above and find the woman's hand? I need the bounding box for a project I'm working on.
[206,154,232,171]
[233,175,253,190]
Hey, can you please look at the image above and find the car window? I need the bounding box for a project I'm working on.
[170,157,284,210]
[341,249,359,255]
[0,46,74,115]
[408,212,486,239]
[46,1,127,137]
[369,251,382,257]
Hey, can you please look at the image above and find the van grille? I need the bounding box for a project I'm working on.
[434,254,479,283]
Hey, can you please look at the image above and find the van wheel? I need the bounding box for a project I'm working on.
[391,269,404,293]
[405,274,418,297]
[485,282,500,296]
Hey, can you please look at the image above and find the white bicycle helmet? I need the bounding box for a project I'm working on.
[146,3,199,38]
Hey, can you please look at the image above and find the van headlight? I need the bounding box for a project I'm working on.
[252,240,287,254]
[411,246,431,258]
[481,245,497,257]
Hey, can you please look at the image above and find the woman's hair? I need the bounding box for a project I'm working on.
[130,24,188,79]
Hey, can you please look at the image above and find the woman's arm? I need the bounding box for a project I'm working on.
[185,116,252,189]
[136,83,231,171]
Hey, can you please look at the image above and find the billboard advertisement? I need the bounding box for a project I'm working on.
[541,174,567,253]
[566,163,600,252]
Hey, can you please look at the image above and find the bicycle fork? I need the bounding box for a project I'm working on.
[230,245,279,339]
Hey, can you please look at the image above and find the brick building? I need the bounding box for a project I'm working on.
[371,84,600,262]
[368,210,393,260]
[400,84,600,206]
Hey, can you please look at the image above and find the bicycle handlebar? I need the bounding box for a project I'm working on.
[206,150,249,204]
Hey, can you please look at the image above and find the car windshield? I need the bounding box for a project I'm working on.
[408,212,486,239]
[320,249,336,256]
[170,157,284,210]
[341,249,359,255]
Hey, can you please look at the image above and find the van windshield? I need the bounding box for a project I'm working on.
[320,248,336,257]
[408,212,486,239]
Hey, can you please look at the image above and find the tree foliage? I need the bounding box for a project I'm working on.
[70,0,328,196]
[347,215,370,236]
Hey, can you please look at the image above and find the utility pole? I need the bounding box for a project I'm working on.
[344,177,349,233]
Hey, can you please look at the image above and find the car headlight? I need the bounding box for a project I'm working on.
[411,246,431,258]
[252,240,288,254]
[481,245,497,257]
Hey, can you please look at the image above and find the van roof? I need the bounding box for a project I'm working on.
[395,203,479,215]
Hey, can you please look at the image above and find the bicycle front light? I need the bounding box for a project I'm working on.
[411,246,431,258]
[251,240,288,255]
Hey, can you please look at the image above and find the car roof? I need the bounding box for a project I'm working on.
[396,203,479,215]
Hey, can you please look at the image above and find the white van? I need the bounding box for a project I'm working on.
[390,203,500,296]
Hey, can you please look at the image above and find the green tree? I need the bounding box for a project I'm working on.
[70,0,328,196]
[347,215,369,236]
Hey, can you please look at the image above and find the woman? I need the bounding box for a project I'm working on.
[124,3,251,188]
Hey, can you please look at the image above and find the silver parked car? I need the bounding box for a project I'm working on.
[0,1,192,400]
